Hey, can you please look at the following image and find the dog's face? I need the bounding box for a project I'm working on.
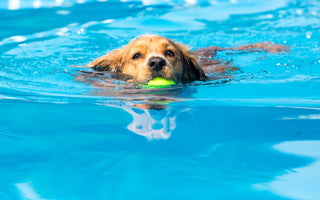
[88,35,206,83]
[121,36,184,83]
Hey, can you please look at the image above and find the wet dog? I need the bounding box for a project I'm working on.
[79,35,206,83]
[75,35,287,85]
[73,35,288,109]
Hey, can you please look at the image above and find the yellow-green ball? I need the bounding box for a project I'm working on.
[147,77,176,86]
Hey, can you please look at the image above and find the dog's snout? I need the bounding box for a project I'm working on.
[148,57,166,71]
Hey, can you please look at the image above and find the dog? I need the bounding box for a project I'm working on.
[77,35,207,84]
[73,35,288,109]
[75,35,288,85]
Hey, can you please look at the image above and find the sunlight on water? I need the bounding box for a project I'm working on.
[255,141,320,200]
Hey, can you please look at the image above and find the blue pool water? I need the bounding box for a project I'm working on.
[1,0,320,199]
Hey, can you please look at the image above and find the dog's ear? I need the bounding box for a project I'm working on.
[85,49,124,72]
[177,44,207,82]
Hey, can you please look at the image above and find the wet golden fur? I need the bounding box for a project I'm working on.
[82,35,206,83]
[77,35,288,85]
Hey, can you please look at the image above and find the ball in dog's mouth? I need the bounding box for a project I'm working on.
[139,77,176,89]
[147,77,176,86]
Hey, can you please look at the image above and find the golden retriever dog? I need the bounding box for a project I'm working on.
[75,35,288,85]
[74,35,288,109]
[79,35,206,83]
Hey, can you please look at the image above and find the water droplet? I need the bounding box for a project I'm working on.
[33,0,41,8]
[296,9,303,15]
[56,10,70,15]
[102,19,115,24]
[266,14,274,19]
[11,36,26,43]
[310,10,317,16]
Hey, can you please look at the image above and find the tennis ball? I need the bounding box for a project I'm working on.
[148,77,176,86]
[141,77,176,89]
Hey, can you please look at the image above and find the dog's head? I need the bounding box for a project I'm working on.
[88,35,206,83]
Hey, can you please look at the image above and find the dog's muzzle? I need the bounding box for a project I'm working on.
[148,57,166,72]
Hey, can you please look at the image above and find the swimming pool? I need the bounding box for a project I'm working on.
[1,0,320,199]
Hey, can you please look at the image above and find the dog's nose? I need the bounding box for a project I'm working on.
[148,57,166,71]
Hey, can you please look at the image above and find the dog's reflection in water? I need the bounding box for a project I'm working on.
[119,101,179,140]
[90,87,192,140]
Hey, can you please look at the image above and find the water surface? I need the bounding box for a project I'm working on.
[0,0,320,199]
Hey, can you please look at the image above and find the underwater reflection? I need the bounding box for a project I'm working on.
[125,102,177,140]
[255,140,320,200]
[89,78,193,140]
[99,99,187,140]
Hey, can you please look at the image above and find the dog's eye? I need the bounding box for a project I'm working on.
[166,50,175,57]
[133,53,142,60]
